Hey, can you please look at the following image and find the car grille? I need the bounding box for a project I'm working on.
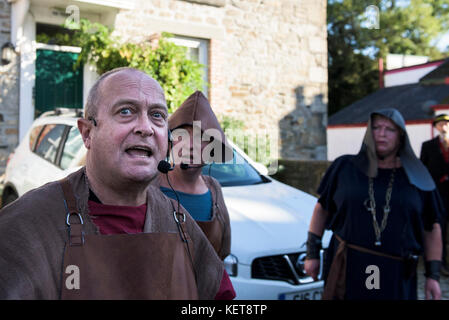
[251,250,326,285]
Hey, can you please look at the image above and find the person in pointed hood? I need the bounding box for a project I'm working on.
[304,108,444,300]
[168,90,234,166]
[420,113,449,276]
[156,91,233,262]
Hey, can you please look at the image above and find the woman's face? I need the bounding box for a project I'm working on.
[371,115,402,159]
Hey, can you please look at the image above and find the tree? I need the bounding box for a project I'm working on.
[328,0,449,115]
[37,19,206,113]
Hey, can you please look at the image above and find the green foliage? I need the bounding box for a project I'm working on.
[328,0,449,115]
[36,32,73,46]
[219,115,245,132]
[39,19,206,112]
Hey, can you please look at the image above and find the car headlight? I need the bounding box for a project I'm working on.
[224,254,238,277]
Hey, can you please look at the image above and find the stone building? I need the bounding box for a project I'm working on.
[0,0,19,171]
[0,0,328,174]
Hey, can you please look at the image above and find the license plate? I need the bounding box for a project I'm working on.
[279,289,323,300]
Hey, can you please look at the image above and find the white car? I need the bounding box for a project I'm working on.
[1,108,331,300]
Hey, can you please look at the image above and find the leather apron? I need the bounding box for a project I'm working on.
[196,202,224,257]
[59,179,199,300]
[322,233,404,300]
[196,179,226,258]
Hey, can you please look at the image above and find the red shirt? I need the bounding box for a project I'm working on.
[87,198,235,300]
[439,138,449,164]
[88,200,146,234]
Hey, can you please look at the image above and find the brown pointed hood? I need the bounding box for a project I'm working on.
[169,91,233,163]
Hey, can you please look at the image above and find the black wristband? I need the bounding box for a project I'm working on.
[306,231,322,260]
[425,260,441,281]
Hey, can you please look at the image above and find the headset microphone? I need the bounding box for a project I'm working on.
[157,160,174,174]
[180,163,207,170]
[158,129,175,174]
[180,163,190,170]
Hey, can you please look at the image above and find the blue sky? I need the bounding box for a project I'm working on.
[436,32,449,52]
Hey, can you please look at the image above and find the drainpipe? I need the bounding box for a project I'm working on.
[378,57,384,89]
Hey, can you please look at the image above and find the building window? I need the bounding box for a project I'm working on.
[168,36,209,96]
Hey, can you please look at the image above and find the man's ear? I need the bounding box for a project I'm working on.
[77,118,93,149]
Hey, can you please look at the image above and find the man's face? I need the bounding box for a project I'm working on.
[172,125,209,166]
[84,69,168,184]
[371,115,402,159]
[435,120,449,137]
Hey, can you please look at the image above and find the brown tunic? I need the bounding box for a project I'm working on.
[0,167,223,299]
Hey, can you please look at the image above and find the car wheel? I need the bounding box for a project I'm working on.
[2,192,18,208]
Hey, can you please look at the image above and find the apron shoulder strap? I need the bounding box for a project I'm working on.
[167,197,197,281]
[59,178,85,246]
[168,197,189,242]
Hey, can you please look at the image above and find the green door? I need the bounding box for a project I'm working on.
[35,49,83,118]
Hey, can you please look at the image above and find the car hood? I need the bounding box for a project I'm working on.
[222,178,332,265]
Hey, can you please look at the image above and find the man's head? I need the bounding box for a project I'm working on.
[433,114,449,138]
[78,67,169,186]
[168,91,233,166]
[171,124,211,168]
[371,113,403,160]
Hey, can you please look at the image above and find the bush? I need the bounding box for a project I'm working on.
[38,19,206,113]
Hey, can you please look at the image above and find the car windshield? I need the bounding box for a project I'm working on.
[201,149,268,187]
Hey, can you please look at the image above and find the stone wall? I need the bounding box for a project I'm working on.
[114,0,328,161]
[0,0,328,178]
[271,159,331,197]
[0,0,19,173]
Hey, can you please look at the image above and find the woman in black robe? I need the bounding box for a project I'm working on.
[305,108,444,300]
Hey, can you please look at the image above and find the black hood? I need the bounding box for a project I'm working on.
[351,108,435,191]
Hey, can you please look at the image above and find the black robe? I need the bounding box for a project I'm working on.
[420,136,449,213]
[319,155,443,300]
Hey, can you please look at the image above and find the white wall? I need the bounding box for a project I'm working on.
[327,126,366,161]
[327,123,433,161]
[384,65,439,87]
[386,54,429,70]
[406,123,433,156]
[434,107,449,116]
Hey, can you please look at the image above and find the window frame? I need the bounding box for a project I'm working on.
[32,123,71,168]
[29,125,46,152]
[59,125,86,170]
[168,35,210,96]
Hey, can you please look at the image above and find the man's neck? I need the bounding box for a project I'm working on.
[86,168,148,206]
[440,134,449,148]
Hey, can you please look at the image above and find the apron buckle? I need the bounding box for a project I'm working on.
[66,212,84,226]
[173,210,186,224]
[66,212,85,246]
